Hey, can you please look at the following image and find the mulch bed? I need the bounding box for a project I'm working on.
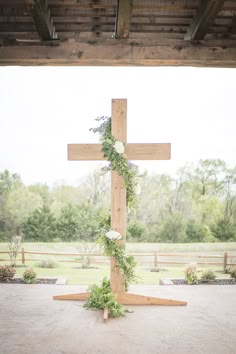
[172,279,236,285]
[0,278,57,284]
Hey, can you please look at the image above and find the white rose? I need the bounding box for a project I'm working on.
[114,140,124,154]
[105,230,122,240]
[135,184,141,195]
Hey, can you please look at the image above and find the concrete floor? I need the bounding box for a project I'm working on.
[0,284,236,354]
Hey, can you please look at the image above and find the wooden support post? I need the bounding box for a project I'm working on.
[154,251,158,269]
[224,252,228,272]
[21,248,25,265]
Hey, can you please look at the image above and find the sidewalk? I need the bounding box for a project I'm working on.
[0,284,235,354]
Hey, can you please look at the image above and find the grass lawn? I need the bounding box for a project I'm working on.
[1,241,235,285]
[1,241,236,253]
[5,263,231,285]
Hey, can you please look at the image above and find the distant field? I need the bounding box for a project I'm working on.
[0,242,235,285]
[1,241,236,253]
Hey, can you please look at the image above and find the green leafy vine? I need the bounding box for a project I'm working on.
[97,231,138,289]
[84,116,140,318]
[90,116,140,209]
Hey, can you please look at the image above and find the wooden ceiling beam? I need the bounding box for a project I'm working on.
[0,39,236,67]
[25,0,58,40]
[115,0,133,39]
[185,0,225,40]
[231,16,236,34]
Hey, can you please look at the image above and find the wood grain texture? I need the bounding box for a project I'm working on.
[25,0,58,40]
[110,99,127,295]
[117,293,187,306]
[185,0,225,40]
[53,292,90,300]
[126,143,171,160]
[103,308,109,322]
[68,144,104,161]
[1,40,236,67]
[115,0,133,39]
[68,143,171,161]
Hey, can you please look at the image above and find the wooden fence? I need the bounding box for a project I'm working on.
[0,248,235,271]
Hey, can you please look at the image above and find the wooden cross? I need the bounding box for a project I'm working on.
[54,99,187,319]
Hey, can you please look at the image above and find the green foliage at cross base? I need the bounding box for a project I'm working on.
[84,278,124,318]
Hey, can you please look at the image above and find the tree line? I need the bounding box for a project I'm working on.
[0,159,235,243]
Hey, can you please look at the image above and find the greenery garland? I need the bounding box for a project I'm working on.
[97,230,138,289]
[84,116,140,318]
[90,116,140,209]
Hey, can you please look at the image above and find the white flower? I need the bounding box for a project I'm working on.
[105,230,122,241]
[114,140,124,154]
[135,184,141,195]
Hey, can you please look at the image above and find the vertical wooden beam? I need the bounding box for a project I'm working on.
[21,248,25,265]
[230,16,236,35]
[110,99,127,294]
[115,0,133,39]
[224,252,228,272]
[185,0,225,40]
[25,0,58,40]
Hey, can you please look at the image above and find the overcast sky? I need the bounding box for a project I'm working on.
[0,66,235,186]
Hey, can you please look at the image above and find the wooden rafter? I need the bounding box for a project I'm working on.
[185,0,225,40]
[115,0,133,39]
[25,0,58,41]
[231,16,236,34]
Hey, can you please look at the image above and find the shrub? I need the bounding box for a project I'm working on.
[8,235,22,267]
[23,268,37,284]
[37,259,57,268]
[227,266,236,280]
[200,269,216,283]
[0,265,16,281]
[184,263,198,285]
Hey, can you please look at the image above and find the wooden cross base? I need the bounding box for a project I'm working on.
[53,291,187,321]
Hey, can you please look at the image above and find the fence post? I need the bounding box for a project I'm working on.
[154,251,158,269]
[22,248,25,265]
[224,252,228,272]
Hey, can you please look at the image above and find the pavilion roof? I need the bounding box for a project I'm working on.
[0,0,236,67]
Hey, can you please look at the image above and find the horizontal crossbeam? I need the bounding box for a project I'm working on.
[68,143,171,161]
[0,40,236,67]
[53,291,187,306]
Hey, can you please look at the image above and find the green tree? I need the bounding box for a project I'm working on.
[0,170,21,195]
[6,186,42,233]
[80,169,110,209]
[22,205,57,241]
[28,184,51,206]
[0,170,22,239]
[127,221,146,242]
[76,204,99,241]
[50,184,83,216]
[57,204,79,241]
[185,220,217,242]
[212,219,236,241]
[159,214,186,243]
